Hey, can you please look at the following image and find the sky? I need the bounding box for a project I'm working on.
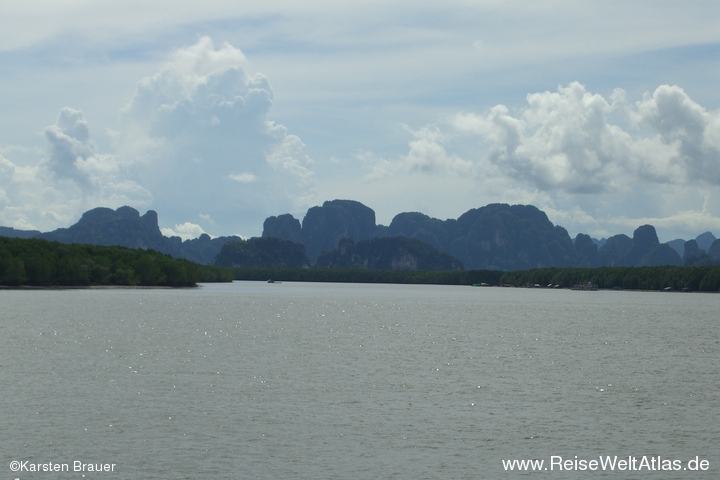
[2,1,720,243]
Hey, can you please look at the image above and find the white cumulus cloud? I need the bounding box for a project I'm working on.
[116,36,316,236]
[0,108,152,231]
[364,125,474,180]
[161,222,208,241]
[632,85,720,185]
[451,82,720,194]
[355,82,720,240]
[229,172,258,183]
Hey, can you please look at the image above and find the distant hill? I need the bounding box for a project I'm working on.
[316,236,464,271]
[1,201,716,270]
[696,232,717,253]
[0,206,239,265]
[263,201,694,270]
[215,237,310,268]
[0,226,42,239]
[41,206,169,250]
[668,231,717,258]
[265,200,384,261]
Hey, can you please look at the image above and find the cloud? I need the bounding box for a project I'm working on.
[2,15,719,246]
[42,108,154,204]
[363,125,474,180]
[632,85,720,185]
[116,36,316,235]
[451,82,720,194]
[229,172,258,183]
[198,213,215,225]
[0,37,315,238]
[351,82,720,240]
[451,83,629,193]
[161,222,208,241]
[0,154,47,229]
[123,37,260,137]
[43,107,99,187]
[0,108,153,231]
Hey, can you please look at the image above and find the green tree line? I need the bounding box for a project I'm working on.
[232,267,504,285]
[498,266,720,292]
[231,265,720,292]
[0,237,233,287]
[5,234,718,291]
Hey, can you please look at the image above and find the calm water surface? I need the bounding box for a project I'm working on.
[1,282,718,479]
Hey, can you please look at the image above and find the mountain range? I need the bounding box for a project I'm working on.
[0,206,240,266]
[263,200,719,270]
[1,201,719,270]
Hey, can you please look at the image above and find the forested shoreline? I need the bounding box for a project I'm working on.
[3,235,720,291]
[231,267,505,286]
[498,266,720,292]
[232,265,720,292]
[0,237,232,287]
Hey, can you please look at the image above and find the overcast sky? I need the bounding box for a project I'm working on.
[2,1,720,242]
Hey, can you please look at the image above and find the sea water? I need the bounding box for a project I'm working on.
[1,282,718,479]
